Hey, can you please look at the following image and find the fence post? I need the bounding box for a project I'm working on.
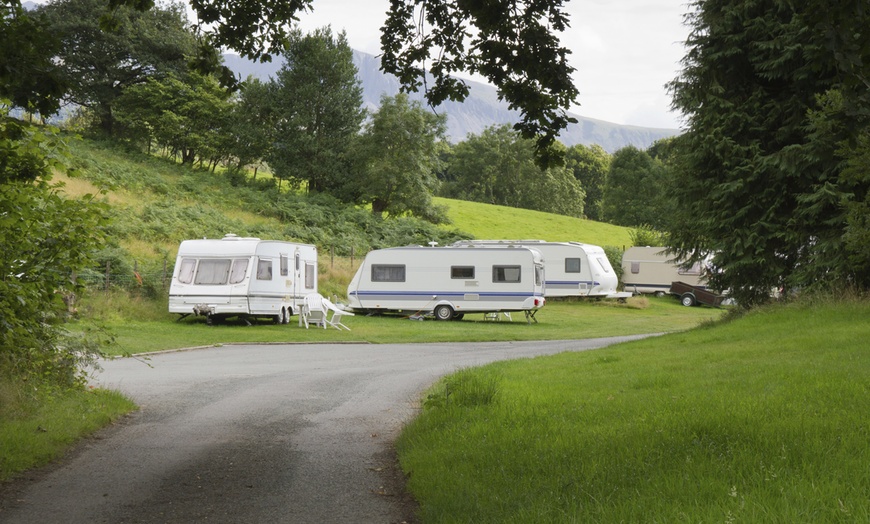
[105,261,110,291]
[350,246,354,269]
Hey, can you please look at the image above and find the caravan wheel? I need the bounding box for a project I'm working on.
[434,305,454,321]
[281,307,290,324]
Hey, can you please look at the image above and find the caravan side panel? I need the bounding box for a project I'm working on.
[452,240,619,298]
[347,247,545,316]
[621,246,707,294]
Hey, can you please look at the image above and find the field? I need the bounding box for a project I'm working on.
[96,296,721,356]
[397,298,870,522]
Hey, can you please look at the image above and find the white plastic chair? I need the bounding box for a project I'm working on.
[301,293,327,329]
[323,298,354,330]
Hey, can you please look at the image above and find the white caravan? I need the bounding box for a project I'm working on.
[621,246,708,295]
[169,234,318,324]
[346,245,546,321]
[452,240,627,299]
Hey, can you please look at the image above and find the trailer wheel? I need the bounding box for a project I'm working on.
[680,293,696,307]
[451,313,464,321]
[434,305,454,321]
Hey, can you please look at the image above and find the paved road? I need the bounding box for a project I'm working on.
[0,336,654,523]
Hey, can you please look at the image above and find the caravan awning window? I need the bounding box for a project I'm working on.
[194,259,232,285]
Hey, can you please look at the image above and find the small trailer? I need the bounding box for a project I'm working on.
[670,281,724,307]
[169,234,318,324]
[346,245,546,321]
[621,246,709,296]
[452,240,629,299]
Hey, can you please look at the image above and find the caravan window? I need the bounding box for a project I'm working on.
[257,259,273,280]
[305,262,316,288]
[280,254,289,276]
[535,266,543,286]
[493,265,521,283]
[177,258,196,284]
[229,259,249,284]
[451,266,475,279]
[565,258,582,273]
[631,262,641,274]
[595,257,611,273]
[194,259,232,285]
[372,264,405,282]
[678,261,702,276]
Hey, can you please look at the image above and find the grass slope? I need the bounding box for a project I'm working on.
[397,299,870,522]
[435,197,632,247]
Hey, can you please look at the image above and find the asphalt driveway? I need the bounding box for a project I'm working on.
[0,336,653,523]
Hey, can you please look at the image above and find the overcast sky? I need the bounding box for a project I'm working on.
[294,0,693,130]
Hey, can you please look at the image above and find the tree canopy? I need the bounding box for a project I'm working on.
[442,125,585,217]
[96,0,578,164]
[349,93,447,222]
[267,27,364,193]
[667,0,870,306]
[39,0,196,134]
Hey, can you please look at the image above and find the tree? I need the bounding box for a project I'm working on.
[13,0,579,165]
[380,0,578,167]
[443,125,585,217]
[601,145,669,228]
[349,93,447,222]
[39,0,196,134]
[0,110,109,390]
[114,71,233,165]
[224,78,275,175]
[0,3,66,117]
[667,0,870,306]
[267,27,365,193]
[565,144,610,221]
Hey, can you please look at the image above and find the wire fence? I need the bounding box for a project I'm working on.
[77,247,362,292]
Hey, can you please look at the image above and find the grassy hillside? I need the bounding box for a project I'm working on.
[60,138,631,263]
[397,298,870,522]
[435,197,632,247]
[57,137,632,301]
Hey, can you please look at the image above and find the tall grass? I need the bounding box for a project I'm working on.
[0,383,135,481]
[396,298,870,522]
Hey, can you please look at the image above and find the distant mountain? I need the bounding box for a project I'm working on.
[225,50,680,152]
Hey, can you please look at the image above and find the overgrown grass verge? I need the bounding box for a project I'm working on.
[396,298,870,522]
[0,382,136,482]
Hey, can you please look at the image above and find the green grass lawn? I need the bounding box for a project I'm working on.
[101,296,721,356]
[396,298,870,523]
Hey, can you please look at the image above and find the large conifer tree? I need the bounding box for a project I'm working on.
[668,0,870,306]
